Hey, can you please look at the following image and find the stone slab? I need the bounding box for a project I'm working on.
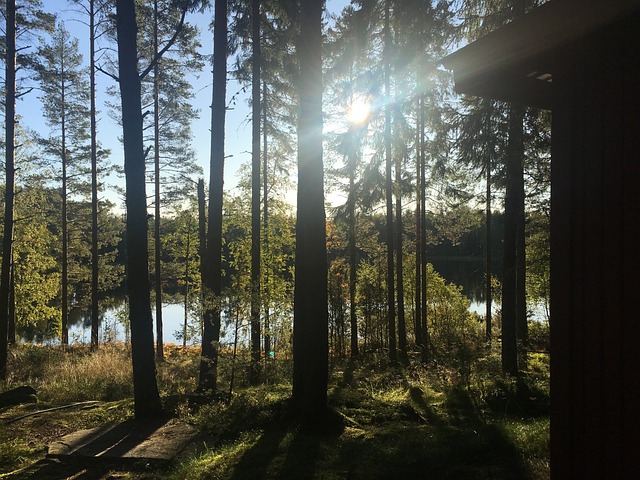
[47,418,199,467]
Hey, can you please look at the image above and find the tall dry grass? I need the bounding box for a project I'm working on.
[43,345,133,403]
[4,343,206,405]
[6,344,133,403]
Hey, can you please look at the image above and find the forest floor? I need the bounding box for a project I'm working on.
[0,345,550,479]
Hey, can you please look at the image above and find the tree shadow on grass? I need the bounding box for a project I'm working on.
[229,412,341,480]
[415,386,535,479]
[14,458,120,480]
[279,430,321,480]
[228,426,323,480]
[408,385,444,426]
[334,385,536,480]
[223,385,540,480]
[228,426,288,480]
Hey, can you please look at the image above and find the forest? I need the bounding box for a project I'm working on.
[0,0,551,479]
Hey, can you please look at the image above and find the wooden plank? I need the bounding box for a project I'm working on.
[47,419,199,467]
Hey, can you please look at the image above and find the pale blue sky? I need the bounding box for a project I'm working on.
[19,0,351,209]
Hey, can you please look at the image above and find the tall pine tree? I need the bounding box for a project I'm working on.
[199,0,228,394]
[114,0,202,417]
[292,0,328,426]
[0,0,54,378]
[36,22,91,346]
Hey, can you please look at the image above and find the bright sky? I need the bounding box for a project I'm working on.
[20,0,351,210]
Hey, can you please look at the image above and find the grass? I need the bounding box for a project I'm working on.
[0,343,550,479]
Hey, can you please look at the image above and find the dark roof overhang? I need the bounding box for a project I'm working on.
[441,0,640,109]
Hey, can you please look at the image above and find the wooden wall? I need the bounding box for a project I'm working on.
[550,14,640,478]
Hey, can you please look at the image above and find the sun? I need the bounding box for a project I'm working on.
[347,97,371,125]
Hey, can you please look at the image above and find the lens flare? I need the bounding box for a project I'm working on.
[347,98,371,125]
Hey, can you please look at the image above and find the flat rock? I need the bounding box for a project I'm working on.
[47,418,199,467]
[0,385,37,407]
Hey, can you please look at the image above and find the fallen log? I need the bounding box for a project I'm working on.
[5,401,102,425]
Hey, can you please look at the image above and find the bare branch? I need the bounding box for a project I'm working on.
[139,7,188,80]
[15,87,33,99]
[96,65,119,82]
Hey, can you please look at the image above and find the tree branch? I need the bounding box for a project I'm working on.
[96,65,119,82]
[15,88,33,99]
[139,7,188,81]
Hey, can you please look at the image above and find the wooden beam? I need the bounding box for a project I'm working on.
[453,69,552,109]
[442,0,640,100]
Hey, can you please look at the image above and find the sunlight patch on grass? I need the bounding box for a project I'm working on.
[172,434,254,480]
[42,346,133,403]
[171,431,274,480]
[185,385,291,437]
[495,416,550,478]
[370,386,406,405]
[497,417,550,458]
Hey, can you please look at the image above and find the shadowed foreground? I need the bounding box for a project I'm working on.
[170,362,549,480]
[0,347,549,480]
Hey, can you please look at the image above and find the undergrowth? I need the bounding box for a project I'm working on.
[0,342,550,479]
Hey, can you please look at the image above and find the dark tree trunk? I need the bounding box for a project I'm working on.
[90,0,100,351]
[263,80,271,365]
[512,0,528,352]
[292,0,328,424]
[249,0,261,386]
[384,0,396,363]
[348,172,359,358]
[414,99,422,350]
[198,0,227,393]
[486,153,492,342]
[516,155,527,346]
[0,0,17,380]
[396,152,407,364]
[197,177,206,335]
[419,95,429,363]
[8,261,15,345]
[115,0,163,417]
[183,216,192,348]
[153,0,164,362]
[61,79,69,346]
[501,103,524,376]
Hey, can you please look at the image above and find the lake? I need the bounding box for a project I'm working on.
[69,303,199,346]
